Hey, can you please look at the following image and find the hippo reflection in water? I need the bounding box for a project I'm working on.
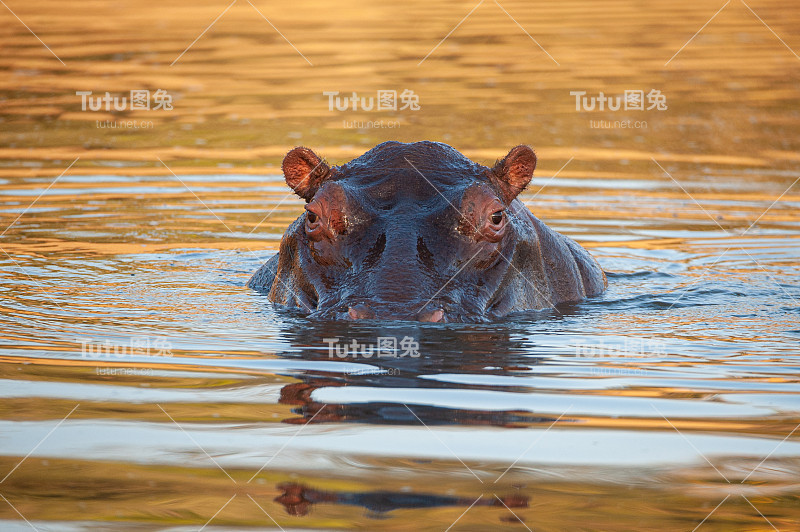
[275,482,528,517]
[248,141,606,322]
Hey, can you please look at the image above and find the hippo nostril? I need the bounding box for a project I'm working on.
[417,308,444,323]
[347,304,375,320]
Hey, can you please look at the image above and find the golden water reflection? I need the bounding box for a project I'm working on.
[1,0,800,529]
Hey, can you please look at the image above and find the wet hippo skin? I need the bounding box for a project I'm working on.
[248,141,607,322]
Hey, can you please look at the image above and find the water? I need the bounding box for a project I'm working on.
[1,167,798,530]
[2,0,800,529]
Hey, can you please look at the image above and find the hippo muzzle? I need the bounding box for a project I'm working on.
[333,302,443,322]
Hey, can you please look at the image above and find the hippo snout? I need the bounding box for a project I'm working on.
[344,302,444,322]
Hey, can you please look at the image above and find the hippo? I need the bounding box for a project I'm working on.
[248,141,606,322]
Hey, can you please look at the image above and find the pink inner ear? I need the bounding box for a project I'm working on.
[282,147,330,200]
[492,145,537,203]
[505,148,536,186]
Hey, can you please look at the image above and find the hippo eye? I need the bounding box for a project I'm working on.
[490,210,504,225]
[306,211,318,224]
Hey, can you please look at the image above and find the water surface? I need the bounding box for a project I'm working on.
[1,0,800,529]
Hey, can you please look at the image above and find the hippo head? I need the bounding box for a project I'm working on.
[253,140,609,322]
[255,140,558,323]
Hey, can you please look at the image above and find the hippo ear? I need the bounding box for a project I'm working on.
[282,147,333,201]
[490,145,537,204]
